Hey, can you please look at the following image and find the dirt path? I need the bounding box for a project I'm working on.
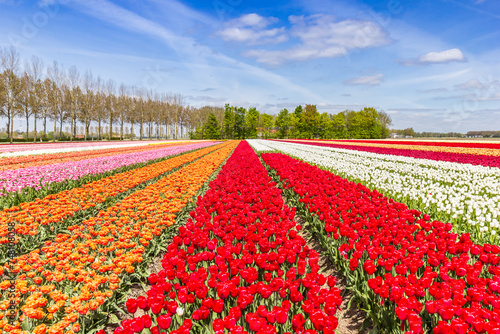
[291,206,372,334]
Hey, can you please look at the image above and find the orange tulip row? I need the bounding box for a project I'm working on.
[0,142,189,172]
[0,141,238,334]
[0,143,224,257]
[286,139,500,156]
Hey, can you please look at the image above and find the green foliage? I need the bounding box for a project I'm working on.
[317,112,333,139]
[205,113,220,139]
[275,108,290,139]
[246,107,260,138]
[196,103,393,140]
[223,104,235,139]
[260,113,274,139]
[302,104,319,139]
[234,107,247,139]
[331,112,346,138]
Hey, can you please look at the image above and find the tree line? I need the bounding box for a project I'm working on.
[0,45,220,143]
[192,104,392,139]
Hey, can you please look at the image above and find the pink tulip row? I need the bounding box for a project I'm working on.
[0,142,218,195]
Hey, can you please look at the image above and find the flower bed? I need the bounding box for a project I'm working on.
[0,142,189,171]
[0,141,162,157]
[111,141,342,334]
[311,140,500,157]
[261,151,500,334]
[0,142,218,199]
[251,139,500,244]
[327,139,500,149]
[0,142,223,261]
[278,140,500,168]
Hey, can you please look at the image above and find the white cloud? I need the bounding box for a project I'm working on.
[216,13,287,45]
[455,78,500,90]
[399,48,466,65]
[417,88,449,93]
[345,74,384,86]
[419,48,465,63]
[217,27,287,44]
[231,13,278,29]
[242,14,390,65]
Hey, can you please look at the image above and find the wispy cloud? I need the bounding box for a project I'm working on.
[186,95,227,103]
[417,87,449,93]
[345,74,384,86]
[399,48,466,65]
[241,14,391,65]
[216,14,288,45]
[455,78,500,90]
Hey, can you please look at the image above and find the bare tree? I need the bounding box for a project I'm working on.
[117,84,128,140]
[26,55,45,142]
[132,87,145,140]
[105,79,116,140]
[19,73,31,139]
[80,70,95,141]
[47,61,65,142]
[66,66,80,141]
[93,75,104,140]
[0,45,22,144]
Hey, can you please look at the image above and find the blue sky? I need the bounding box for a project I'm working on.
[1,0,499,133]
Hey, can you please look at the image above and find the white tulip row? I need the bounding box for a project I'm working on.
[247,139,500,244]
[0,141,177,158]
[246,140,275,152]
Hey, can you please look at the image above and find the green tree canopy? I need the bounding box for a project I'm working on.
[246,107,259,138]
[275,108,290,139]
[302,104,319,139]
[205,113,220,139]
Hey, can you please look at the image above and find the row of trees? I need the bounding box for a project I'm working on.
[391,128,468,138]
[0,45,214,143]
[275,105,392,139]
[190,105,275,140]
[466,131,500,138]
[193,104,392,140]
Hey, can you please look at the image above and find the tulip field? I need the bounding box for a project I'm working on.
[1,139,500,334]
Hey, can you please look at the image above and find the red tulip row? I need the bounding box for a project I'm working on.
[261,152,500,334]
[320,139,500,150]
[277,140,500,168]
[110,141,342,334]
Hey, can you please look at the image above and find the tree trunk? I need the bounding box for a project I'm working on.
[73,113,77,140]
[33,111,37,143]
[26,114,29,141]
[10,107,14,144]
[98,118,101,140]
[109,113,112,141]
[59,114,63,140]
[85,120,90,141]
[53,108,57,142]
[43,116,47,139]
[120,112,124,141]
